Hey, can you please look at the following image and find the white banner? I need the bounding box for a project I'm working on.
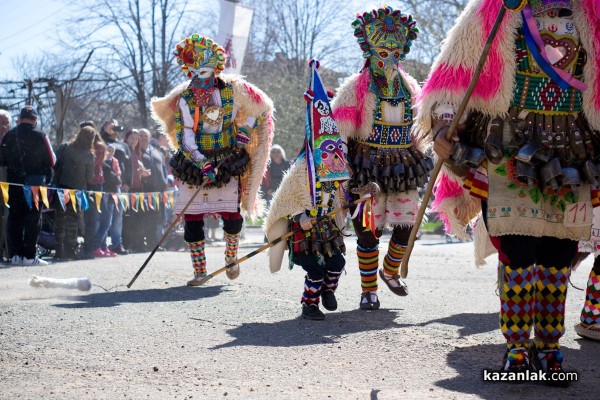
[217,0,254,74]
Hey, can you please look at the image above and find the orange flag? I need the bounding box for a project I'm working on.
[147,193,154,210]
[31,186,40,210]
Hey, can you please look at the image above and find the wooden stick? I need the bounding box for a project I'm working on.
[196,196,371,286]
[127,160,225,288]
[401,6,508,279]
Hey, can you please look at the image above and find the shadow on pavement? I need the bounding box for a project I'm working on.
[436,341,599,398]
[400,312,499,337]
[52,285,227,309]
[210,309,401,349]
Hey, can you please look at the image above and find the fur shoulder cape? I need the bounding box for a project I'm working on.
[150,74,275,220]
[263,158,346,273]
[415,0,600,133]
[331,67,424,149]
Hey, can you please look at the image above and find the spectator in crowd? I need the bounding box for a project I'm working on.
[52,125,95,261]
[100,119,131,255]
[0,109,12,261]
[139,128,168,246]
[122,128,149,252]
[84,131,107,258]
[0,106,55,265]
[97,144,121,257]
[261,144,288,205]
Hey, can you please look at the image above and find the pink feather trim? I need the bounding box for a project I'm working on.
[432,171,465,232]
[581,0,600,111]
[332,106,359,128]
[243,82,264,104]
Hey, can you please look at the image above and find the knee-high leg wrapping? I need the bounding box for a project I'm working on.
[581,266,600,324]
[323,270,343,293]
[301,275,323,305]
[382,239,405,276]
[187,240,206,274]
[534,265,569,350]
[224,232,240,263]
[499,262,535,348]
[358,245,379,292]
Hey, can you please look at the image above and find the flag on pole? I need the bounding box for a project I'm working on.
[218,0,254,74]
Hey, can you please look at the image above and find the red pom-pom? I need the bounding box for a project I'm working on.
[326,90,334,100]
[304,90,315,102]
[308,58,320,69]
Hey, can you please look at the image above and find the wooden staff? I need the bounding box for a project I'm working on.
[127,161,224,288]
[196,196,372,286]
[401,5,508,279]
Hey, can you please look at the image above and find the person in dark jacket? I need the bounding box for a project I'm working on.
[0,106,55,265]
[52,125,95,260]
[97,144,122,256]
[100,119,130,254]
[139,129,168,245]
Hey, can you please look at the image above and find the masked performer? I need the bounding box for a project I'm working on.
[331,6,432,310]
[152,35,274,285]
[575,208,600,341]
[264,60,358,320]
[420,0,600,383]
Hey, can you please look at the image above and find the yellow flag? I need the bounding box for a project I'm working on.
[39,186,50,209]
[140,193,145,211]
[0,182,9,207]
[69,190,77,212]
[95,192,103,213]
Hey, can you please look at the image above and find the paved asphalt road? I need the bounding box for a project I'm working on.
[1,227,599,399]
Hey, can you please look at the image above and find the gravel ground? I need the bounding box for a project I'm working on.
[1,228,599,399]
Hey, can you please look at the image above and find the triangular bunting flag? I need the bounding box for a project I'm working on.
[31,186,40,210]
[1,182,10,208]
[23,185,33,209]
[68,190,77,212]
[131,193,138,212]
[147,193,155,210]
[57,189,66,211]
[111,193,120,212]
[95,192,103,213]
[40,186,49,209]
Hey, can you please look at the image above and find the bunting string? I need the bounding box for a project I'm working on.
[0,181,177,211]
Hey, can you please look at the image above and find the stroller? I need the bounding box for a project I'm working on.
[37,209,57,257]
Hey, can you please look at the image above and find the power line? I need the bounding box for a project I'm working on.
[0,1,78,42]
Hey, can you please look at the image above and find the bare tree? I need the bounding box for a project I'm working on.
[64,0,199,127]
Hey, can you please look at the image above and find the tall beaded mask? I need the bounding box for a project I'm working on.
[352,6,418,99]
[174,34,227,79]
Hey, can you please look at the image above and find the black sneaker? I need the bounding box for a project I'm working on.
[110,245,129,255]
[301,304,325,320]
[321,290,337,311]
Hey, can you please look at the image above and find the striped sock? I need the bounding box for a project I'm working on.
[533,265,569,351]
[383,239,406,276]
[224,232,240,263]
[187,240,206,274]
[499,262,534,350]
[358,245,379,292]
[580,265,600,324]
[301,275,323,305]
[323,270,343,293]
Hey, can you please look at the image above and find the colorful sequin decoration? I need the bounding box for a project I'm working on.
[358,245,379,292]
